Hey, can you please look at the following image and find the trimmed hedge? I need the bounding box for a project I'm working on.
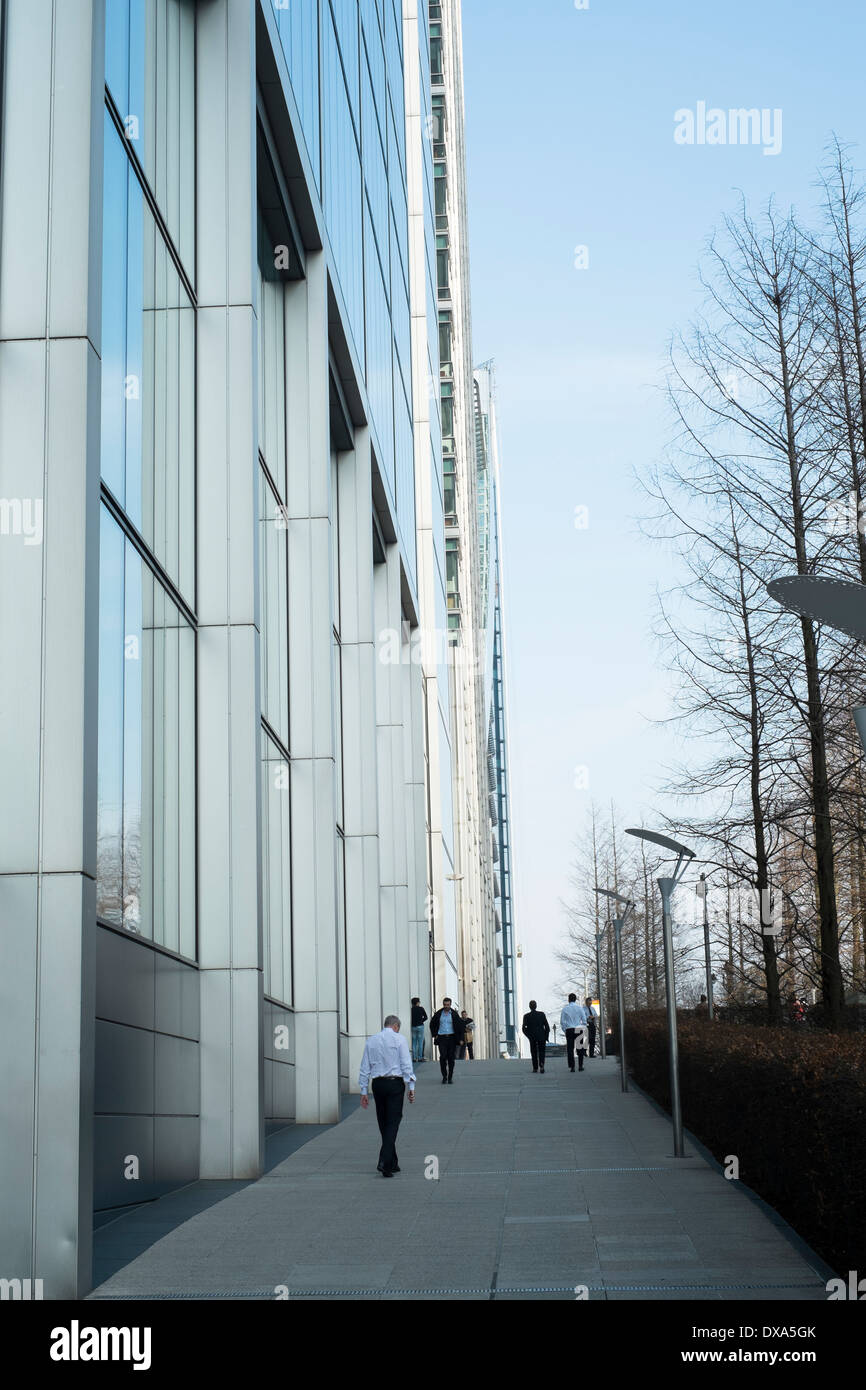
[622,1011,866,1276]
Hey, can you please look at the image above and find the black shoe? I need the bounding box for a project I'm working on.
[392,1165,401,1173]
[382,1170,393,1178]
[539,1066,545,1073]
[442,1077,447,1084]
[532,1068,538,1073]
[569,1067,574,1072]
[448,1078,453,1084]
[579,1065,584,1072]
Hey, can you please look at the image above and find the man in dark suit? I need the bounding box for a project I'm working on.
[522,1001,551,1073]
[429,997,464,1084]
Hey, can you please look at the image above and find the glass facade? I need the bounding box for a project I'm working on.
[97,512,196,958]
[98,0,197,958]
[261,730,292,1006]
[104,0,196,275]
[257,244,293,1005]
[270,0,418,597]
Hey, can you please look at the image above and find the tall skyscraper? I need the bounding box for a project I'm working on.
[474,362,519,1057]
[0,0,514,1297]
[427,0,502,1057]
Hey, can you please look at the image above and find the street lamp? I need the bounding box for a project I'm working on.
[766,575,866,753]
[696,873,714,1020]
[594,889,633,1092]
[626,827,696,1157]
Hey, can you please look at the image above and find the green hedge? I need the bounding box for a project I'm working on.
[622,1011,866,1276]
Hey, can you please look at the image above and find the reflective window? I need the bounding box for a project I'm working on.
[436,235,450,297]
[438,311,452,368]
[395,382,416,589]
[364,207,395,501]
[430,24,443,82]
[259,467,290,747]
[273,0,321,187]
[262,730,292,1006]
[258,261,288,494]
[330,0,360,142]
[105,0,196,276]
[323,10,364,360]
[337,832,347,1031]
[97,511,196,959]
[331,450,344,832]
[102,113,195,602]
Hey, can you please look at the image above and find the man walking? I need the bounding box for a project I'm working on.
[459,1010,475,1060]
[410,997,428,1062]
[521,1001,551,1072]
[430,997,463,1083]
[561,993,590,1072]
[584,997,598,1058]
[359,1015,416,1177]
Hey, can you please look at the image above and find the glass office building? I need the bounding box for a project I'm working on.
[0,0,479,1297]
[428,0,500,1055]
[474,363,519,1057]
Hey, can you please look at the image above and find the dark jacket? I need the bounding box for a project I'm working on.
[411,1004,428,1027]
[521,1009,550,1042]
[430,1007,464,1041]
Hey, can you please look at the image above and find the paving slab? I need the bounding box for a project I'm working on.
[90,1057,832,1302]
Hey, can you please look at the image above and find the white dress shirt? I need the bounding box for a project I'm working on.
[359,1027,416,1096]
[561,1002,589,1030]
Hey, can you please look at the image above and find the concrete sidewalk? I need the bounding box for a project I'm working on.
[89,1057,831,1301]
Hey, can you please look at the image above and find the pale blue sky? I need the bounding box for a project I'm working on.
[461,0,866,1004]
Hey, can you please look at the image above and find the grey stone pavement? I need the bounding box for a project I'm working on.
[89,1056,832,1302]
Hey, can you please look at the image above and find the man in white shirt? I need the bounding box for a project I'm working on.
[560,993,590,1073]
[359,1015,416,1177]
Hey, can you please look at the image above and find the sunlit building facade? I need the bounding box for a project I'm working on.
[429,0,499,1057]
[474,363,519,1057]
[0,0,459,1298]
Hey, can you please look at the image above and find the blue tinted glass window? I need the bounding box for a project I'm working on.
[101,114,195,601]
[323,11,364,361]
[97,513,196,958]
[105,0,195,277]
[275,0,321,188]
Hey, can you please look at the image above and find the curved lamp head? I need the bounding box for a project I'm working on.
[595,887,633,913]
[626,827,695,887]
[767,575,866,643]
[768,576,866,756]
[625,828,695,858]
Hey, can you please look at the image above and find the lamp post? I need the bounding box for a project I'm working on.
[626,828,696,1157]
[696,873,714,1020]
[767,575,866,753]
[595,927,606,1060]
[594,889,633,1092]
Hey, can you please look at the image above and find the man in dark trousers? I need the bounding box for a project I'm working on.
[521,1001,551,1072]
[561,993,589,1072]
[584,997,598,1058]
[359,1015,416,1177]
[430,997,464,1083]
[410,997,428,1062]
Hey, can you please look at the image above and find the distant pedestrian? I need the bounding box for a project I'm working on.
[561,993,590,1072]
[459,1010,475,1060]
[584,997,598,1057]
[521,1001,551,1073]
[359,1015,416,1178]
[410,997,428,1061]
[430,997,464,1083]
